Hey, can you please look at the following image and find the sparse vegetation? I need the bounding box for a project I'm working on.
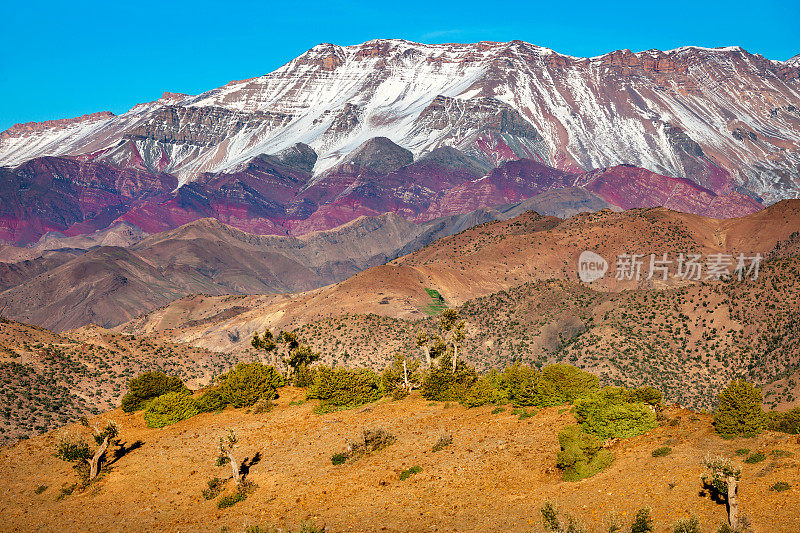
[399,465,421,480]
[770,481,791,492]
[652,446,672,457]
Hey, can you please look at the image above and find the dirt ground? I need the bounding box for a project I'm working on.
[0,390,798,532]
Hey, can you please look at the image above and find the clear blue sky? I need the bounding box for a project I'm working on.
[1,0,798,131]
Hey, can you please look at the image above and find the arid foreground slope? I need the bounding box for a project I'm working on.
[1,391,798,532]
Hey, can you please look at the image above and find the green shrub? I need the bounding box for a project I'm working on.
[556,424,614,481]
[121,372,188,413]
[34,485,47,495]
[673,517,700,533]
[770,449,794,457]
[381,354,421,396]
[513,407,537,420]
[307,366,381,410]
[734,448,750,456]
[766,407,800,434]
[630,508,653,533]
[196,387,226,413]
[461,376,506,408]
[540,501,583,532]
[202,477,226,500]
[421,353,477,402]
[54,439,91,462]
[744,451,765,463]
[218,363,284,408]
[573,388,657,440]
[217,480,256,509]
[770,481,791,492]
[491,407,505,414]
[331,452,348,465]
[652,446,672,457]
[143,391,199,428]
[713,380,766,438]
[495,363,539,407]
[535,364,600,407]
[292,363,317,388]
[217,491,246,509]
[625,387,663,406]
[399,465,422,481]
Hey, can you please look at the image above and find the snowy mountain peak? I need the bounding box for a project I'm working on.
[0,39,798,204]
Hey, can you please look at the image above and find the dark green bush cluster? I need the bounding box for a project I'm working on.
[121,372,188,413]
[770,481,791,492]
[573,387,658,440]
[216,480,256,509]
[540,501,583,532]
[766,407,800,434]
[143,391,199,428]
[216,362,284,409]
[197,387,226,413]
[421,353,477,402]
[330,452,348,465]
[307,366,381,412]
[460,376,505,407]
[556,424,614,481]
[713,380,766,438]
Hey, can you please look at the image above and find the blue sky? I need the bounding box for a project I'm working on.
[1,0,798,131]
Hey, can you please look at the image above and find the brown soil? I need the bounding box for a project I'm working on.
[1,390,798,532]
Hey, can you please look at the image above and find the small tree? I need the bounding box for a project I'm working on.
[252,329,319,381]
[713,380,766,438]
[55,420,119,484]
[382,354,421,396]
[701,454,742,529]
[217,429,242,485]
[416,310,466,371]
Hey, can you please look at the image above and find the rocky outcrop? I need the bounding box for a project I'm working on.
[124,105,292,147]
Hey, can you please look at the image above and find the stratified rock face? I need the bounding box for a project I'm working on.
[0,157,176,244]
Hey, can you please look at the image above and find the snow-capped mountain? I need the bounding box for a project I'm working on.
[0,39,798,244]
[3,40,800,199]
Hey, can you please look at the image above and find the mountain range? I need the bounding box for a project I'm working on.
[1,40,798,246]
